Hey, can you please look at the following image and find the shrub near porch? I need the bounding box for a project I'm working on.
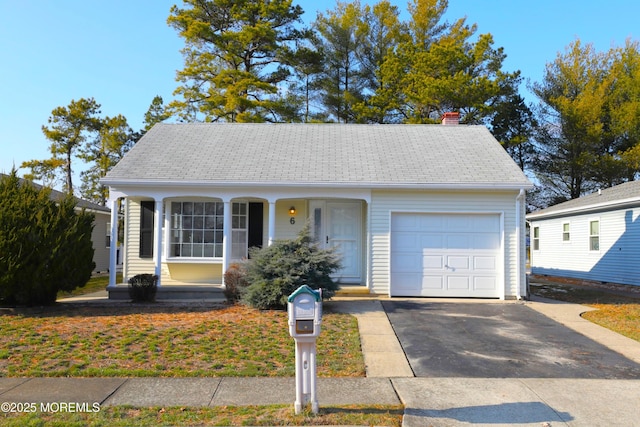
[0,304,364,377]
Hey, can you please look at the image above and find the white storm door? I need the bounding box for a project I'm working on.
[310,201,362,282]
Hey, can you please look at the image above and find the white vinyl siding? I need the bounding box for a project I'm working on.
[124,199,155,280]
[530,208,640,286]
[369,190,522,298]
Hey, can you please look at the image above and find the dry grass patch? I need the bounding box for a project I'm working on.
[0,303,364,377]
[582,304,640,342]
[530,279,640,343]
[0,404,404,427]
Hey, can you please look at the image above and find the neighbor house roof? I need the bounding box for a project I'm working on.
[102,123,532,190]
[527,180,640,220]
[0,173,110,213]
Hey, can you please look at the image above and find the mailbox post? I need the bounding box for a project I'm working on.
[287,284,322,414]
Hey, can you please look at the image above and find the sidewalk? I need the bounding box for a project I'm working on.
[1,293,640,426]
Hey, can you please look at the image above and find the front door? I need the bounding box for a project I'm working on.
[310,201,362,282]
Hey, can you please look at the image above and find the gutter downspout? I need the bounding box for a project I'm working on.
[515,189,526,300]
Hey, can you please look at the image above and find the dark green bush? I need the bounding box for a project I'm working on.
[128,273,158,302]
[223,262,249,303]
[241,224,341,310]
[0,171,95,306]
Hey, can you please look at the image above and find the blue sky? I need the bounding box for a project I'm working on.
[1,0,638,187]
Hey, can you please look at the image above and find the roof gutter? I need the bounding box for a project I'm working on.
[101,178,533,192]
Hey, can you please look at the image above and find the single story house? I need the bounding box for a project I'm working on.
[1,173,115,273]
[527,180,640,287]
[101,118,532,299]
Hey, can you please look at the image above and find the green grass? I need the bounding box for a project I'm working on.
[0,404,404,426]
[56,273,122,299]
[0,304,364,377]
[530,279,640,343]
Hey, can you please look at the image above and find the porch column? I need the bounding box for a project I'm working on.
[108,197,119,287]
[153,199,163,286]
[268,200,276,246]
[222,200,232,287]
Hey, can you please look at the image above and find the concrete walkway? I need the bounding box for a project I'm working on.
[1,292,640,426]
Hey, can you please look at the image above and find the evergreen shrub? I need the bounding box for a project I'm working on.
[128,273,158,302]
[241,224,341,310]
[0,171,95,306]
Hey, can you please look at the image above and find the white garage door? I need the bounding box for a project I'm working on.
[390,213,501,298]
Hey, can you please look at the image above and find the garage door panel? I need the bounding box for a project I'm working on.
[421,234,443,248]
[423,255,443,269]
[447,235,470,249]
[473,215,500,231]
[447,276,470,290]
[474,256,496,270]
[390,213,501,298]
[473,234,500,249]
[446,256,469,270]
[391,232,417,250]
[393,273,424,292]
[446,216,472,232]
[422,276,444,290]
[419,214,444,230]
[474,276,497,290]
[393,253,422,272]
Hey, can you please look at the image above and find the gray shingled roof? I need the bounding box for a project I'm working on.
[527,180,640,220]
[102,123,531,189]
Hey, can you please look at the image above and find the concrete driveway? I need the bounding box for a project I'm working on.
[382,300,640,379]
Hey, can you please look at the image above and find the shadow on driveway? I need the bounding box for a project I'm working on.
[382,301,640,379]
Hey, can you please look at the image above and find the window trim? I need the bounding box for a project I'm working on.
[589,219,600,252]
[562,222,570,242]
[532,226,540,251]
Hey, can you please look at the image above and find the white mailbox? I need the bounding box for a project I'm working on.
[288,285,322,339]
[287,284,322,414]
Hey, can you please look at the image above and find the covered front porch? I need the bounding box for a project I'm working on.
[106,186,371,300]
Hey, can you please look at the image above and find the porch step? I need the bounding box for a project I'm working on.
[107,285,226,301]
[335,285,372,297]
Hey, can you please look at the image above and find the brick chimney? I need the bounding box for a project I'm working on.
[441,112,460,125]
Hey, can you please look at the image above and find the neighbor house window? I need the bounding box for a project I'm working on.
[533,227,540,250]
[106,222,111,248]
[589,220,600,251]
[170,201,224,258]
[562,222,570,242]
[139,201,155,258]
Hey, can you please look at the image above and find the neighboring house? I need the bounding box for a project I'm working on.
[527,180,640,287]
[101,117,532,299]
[1,173,114,273]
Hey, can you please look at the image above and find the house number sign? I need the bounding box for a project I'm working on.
[290,217,296,224]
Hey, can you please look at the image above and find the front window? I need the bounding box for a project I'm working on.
[533,227,540,250]
[170,201,224,258]
[589,220,600,251]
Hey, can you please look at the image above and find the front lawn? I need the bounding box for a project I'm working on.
[530,279,640,342]
[0,404,404,427]
[0,303,364,377]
